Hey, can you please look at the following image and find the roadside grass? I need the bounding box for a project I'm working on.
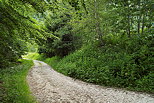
[23,52,43,60]
[0,59,36,103]
[23,53,59,69]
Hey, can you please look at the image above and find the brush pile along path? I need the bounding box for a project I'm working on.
[27,60,154,103]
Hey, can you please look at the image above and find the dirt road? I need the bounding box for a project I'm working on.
[27,60,154,103]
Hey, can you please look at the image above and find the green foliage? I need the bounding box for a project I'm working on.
[38,6,81,57]
[33,34,154,93]
[38,35,76,57]
[0,0,50,68]
[0,38,28,68]
[1,0,154,95]
[23,52,45,61]
[26,42,38,53]
[0,59,36,103]
[23,53,59,68]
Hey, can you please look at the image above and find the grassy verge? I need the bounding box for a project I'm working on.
[23,53,59,69]
[0,59,36,103]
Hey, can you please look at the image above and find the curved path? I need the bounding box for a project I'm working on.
[27,60,154,103]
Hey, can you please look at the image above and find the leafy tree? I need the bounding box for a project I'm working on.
[0,0,49,68]
[37,1,82,57]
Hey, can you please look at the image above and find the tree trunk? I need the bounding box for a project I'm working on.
[141,14,145,35]
[94,0,104,45]
[126,1,131,38]
[137,0,141,35]
[127,15,131,37]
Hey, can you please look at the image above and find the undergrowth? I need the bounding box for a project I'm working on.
[25,35,154,94]
[0,59,36,103]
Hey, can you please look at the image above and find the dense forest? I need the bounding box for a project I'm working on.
[0,0,154,102]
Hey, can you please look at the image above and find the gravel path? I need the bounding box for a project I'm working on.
[27,60,154,103]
